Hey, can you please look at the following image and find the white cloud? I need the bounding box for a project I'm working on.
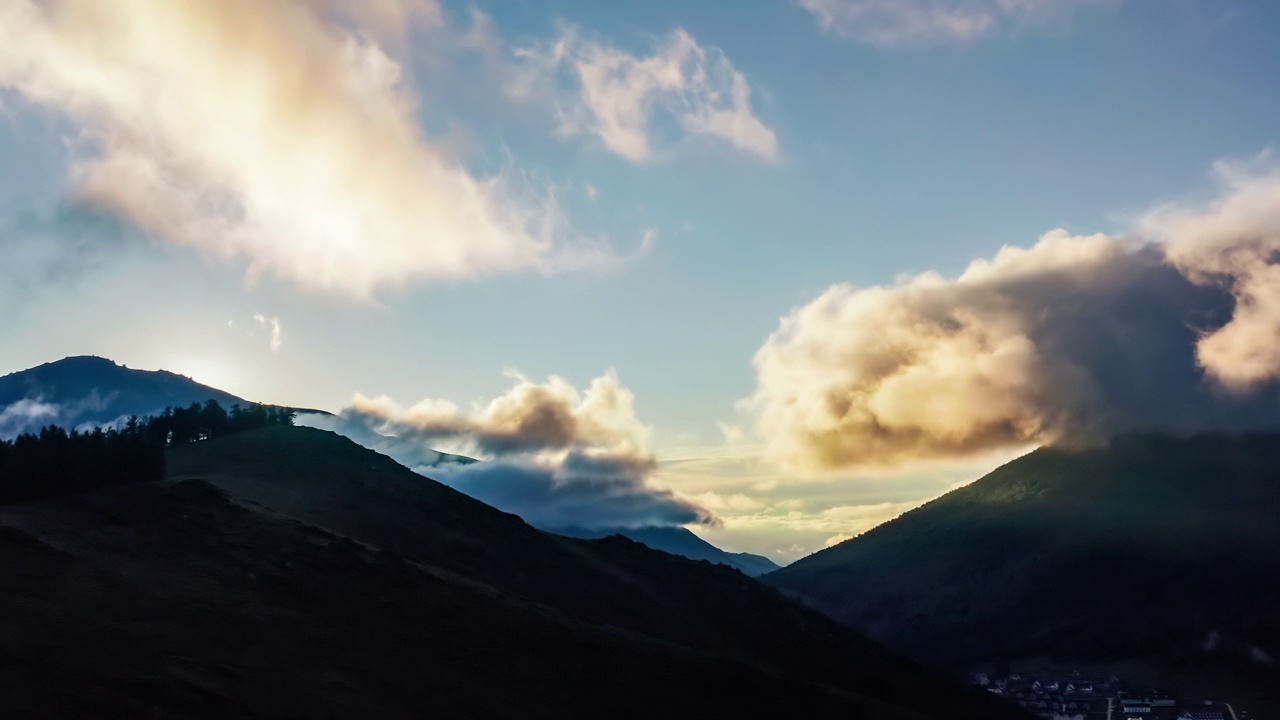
[0,398,60,438]
[350,369,652,458]
[797,0,1113,47]
[746,153,1280,471]
[748,230,1132,469]
[0,391,118,439]
[332,370,715,529]
[0,0,603,298]
[253,313,283,353]
[1147,156,1280,389]
[517,25,777,162]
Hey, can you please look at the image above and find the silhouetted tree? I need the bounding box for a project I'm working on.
[0,399,294,505]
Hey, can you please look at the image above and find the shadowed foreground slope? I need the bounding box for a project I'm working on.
[134,426,1024,718]
[767,433,1280,702]
[0,479,927,719]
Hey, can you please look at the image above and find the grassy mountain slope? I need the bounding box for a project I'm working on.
[766,433,1280,691]
[0,479,928,719]
[548,524,780,576]
[165,426,1027,719]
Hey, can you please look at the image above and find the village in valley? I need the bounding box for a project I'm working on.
[971,671,1250,720]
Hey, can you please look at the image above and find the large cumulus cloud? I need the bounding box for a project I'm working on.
[0,0,598,298]
[748,160,1280,470]
[309,371,714,529]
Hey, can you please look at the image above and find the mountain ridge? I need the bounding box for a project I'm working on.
[162,425,1028,718]
[1,357,776,572]
[0,475,938,718]
[765,432,1280,703]
[0,356,245,437]
[547,524,781,576]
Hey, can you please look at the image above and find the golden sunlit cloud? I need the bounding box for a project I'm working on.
[746,156,1280,470]
[0,0,602,298]
[1151,157,1280,389]
[306,370,716,529]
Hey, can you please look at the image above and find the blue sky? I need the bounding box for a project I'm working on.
[4,0,1280,560]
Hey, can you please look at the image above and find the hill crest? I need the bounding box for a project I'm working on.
[0,356,245,437]
[766,432,1280,702]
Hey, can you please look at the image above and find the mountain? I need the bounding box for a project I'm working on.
[766,433,1280,701]
[2,478,889,719]
[726,550,782,576]
[144,425,1027,718]
[0,356,244,437]
[550,525,780,576]
[0,357,476,468]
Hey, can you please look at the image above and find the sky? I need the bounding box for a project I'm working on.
[4,0,1280,562]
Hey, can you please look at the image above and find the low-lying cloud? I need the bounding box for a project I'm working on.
[512,25,777,162]
[797,0,1114,47]
[0,391,121,440]
[0,0,599,298]
[0,398,61,438]
[430,453,708,530]
[749,158,1280,470]
[318,371,714,529]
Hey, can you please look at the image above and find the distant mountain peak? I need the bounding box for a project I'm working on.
[48,354,114,364]
[0,356,246,438]
[547,524,781,576]
[4,354,118,374]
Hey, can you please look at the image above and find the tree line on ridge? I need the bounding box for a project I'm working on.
[0,400,294,504]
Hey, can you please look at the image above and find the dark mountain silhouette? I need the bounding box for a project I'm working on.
[0,357,476,467]
[766,433,1280,704]
[0,356,244,437]
[4,478,889,719]
[140,425,1027,718]
[550,524,780,576]
[728,549,784,576]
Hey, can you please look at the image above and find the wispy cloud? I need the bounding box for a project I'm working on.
[513,25,778,162]
[0,0,608,298]
[0,390,117,439]
[716,499,924,543]
[797,0,1114,47]
[253,314,283,353]
[0,398,60,438]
